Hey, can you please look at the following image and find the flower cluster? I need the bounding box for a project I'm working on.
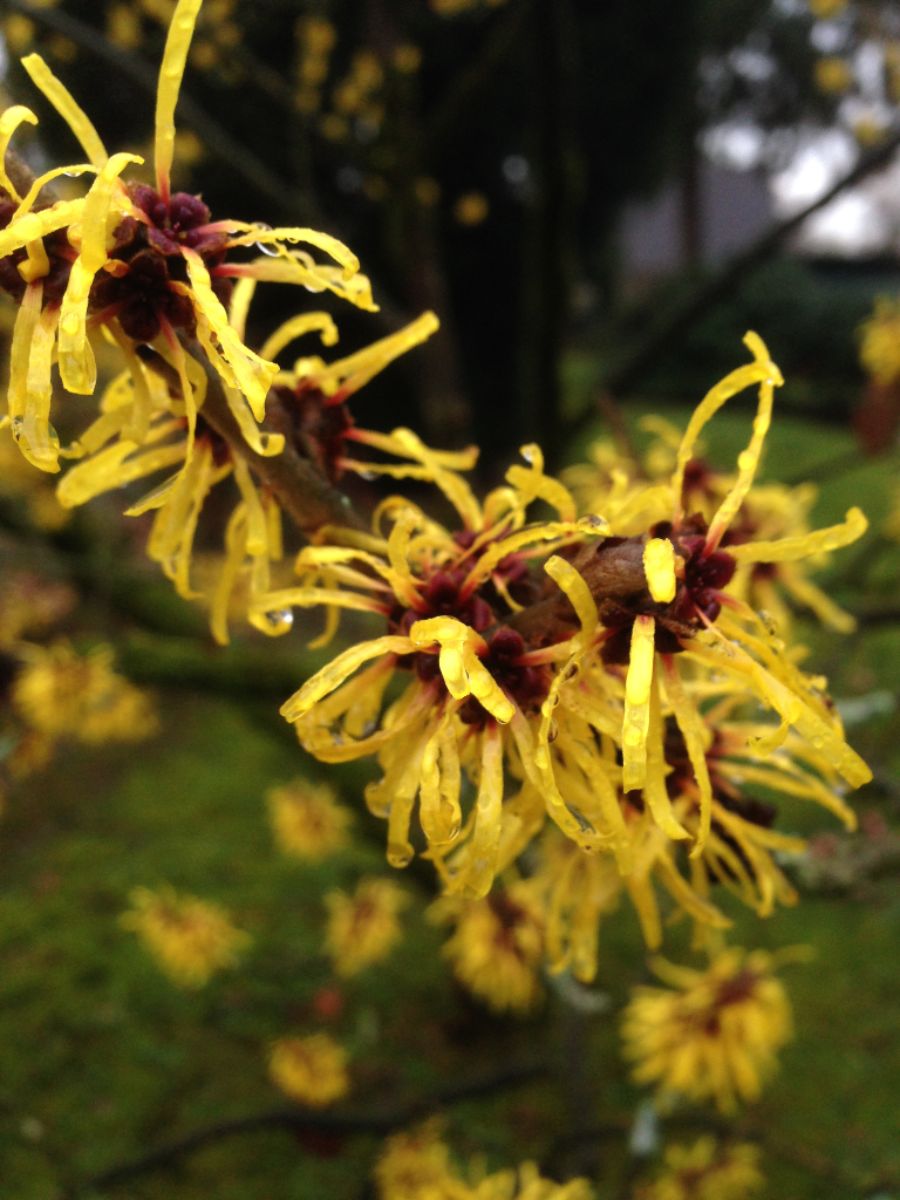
[0,570,155,806]
[374,1121,593,1200]
[634,1138,763,1200]
[267,333,870,975]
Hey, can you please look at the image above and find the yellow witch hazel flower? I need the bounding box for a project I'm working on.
[53,291,438,643]
[324,877,408,977]
[374,1122,594,1200]
[621,946,795,1113]
[536,333,869,866]
[268,1033,349,1106]
[634,1138,763,1200]
[271,333,869,914]
[0,0,373,475]
[267,777,352,861]
[267,439,605,896]
[121,885,249,988]
[431,880,546,1014]
[12,641,157,743]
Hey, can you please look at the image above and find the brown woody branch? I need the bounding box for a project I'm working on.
[78,1059,548,1194]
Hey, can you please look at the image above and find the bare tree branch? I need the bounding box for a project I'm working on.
[79,1060,548,1194]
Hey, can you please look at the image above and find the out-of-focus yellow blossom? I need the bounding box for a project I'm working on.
[635,1138,763,1200]
[415,177,442,207]
[430,0,509,15]
[324,877,408,976]
[12,641,156,742]
[268,1033,349,1106]
[106,3,142,50]
[0,0,374,479]
[267,778,352,861]
[853,115,886,146]
[3,15,36,54]
[432,880,545,1013]
[814,56,852,94]
[375,1121,466,1200]
[375,1122,593,1200]
[393,44,423,74]
[860,297,900,385]
[809,0,847,16]
[884,483,900,541]
[319,113,349,141]
[621,947,794,1112]
[453,192,489,226]
[121,885,248,987]
[300,15,337,58]
[0,571,74,642]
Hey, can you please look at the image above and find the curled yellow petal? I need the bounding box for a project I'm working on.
[672,331,782,524]
[0,106,39,200]
[544,554,597,643]
[280,635,413,723]
[21,55,107,168]
[58,152,140,394]
[0,200,83,258]
[155,0,203,196]
[728,507,868,565]
[457,724,504,898]
[260,312,339,363]
[223,222,360,279]
[622,615,656,793]
[643,537,677,603]
[506,443,577,522]
[408,616,515,724]
[308,311,439,398]
[183,248,278,420]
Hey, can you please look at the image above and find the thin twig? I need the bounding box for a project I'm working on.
[80,1060,548,1193]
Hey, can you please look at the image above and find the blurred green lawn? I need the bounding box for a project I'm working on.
[1,407,898,1199]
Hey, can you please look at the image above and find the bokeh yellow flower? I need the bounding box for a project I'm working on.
[808,0,847,17]
[374,1121,593,1200]
[121,885,249,987]
[268,1033,349,1106]
[860,297,900,386]
[621,947,794,1112]
[267,778,352,861]
[12,641,156,743]
[814,56,852,94]
[432,881,545,1013]
[324,877,408,977]
[634,1138,763,1200]
[453,192,489,226]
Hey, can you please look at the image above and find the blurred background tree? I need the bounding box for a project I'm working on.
[6,0,899,464]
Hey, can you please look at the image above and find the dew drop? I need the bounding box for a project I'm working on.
[262,608,293,632]
[387,843,413,868]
